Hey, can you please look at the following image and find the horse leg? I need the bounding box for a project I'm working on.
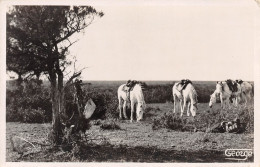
[181,98,186,117]
[222,98,225,109]
[236,96,242,109]
[220,96,223,109]
[236,96,239,107]
[232,97,236,107]
[226,98,231,110]
[179,99,182,117]
[220,94,225,109]
[130,102,135,123]
[232,97,237,108]
[173,95,176,114]
[123,101,128,119]
[119,98,123,119]
[187,102,190,116]
[136,104,140,121]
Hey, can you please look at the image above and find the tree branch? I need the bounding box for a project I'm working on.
[64,71,82,89]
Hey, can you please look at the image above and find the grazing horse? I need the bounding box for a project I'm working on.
[172,82,198,117]
[236,81,254,106]
[209,81,242,109]
[118,83,146,122]
[209,90,230,109]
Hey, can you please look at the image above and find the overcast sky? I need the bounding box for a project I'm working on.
[5,0,259,81]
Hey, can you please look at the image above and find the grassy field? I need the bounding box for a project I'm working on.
[6,80,254,162]
[6,102,254,162]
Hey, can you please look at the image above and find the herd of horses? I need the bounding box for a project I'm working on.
[118,80,254,122]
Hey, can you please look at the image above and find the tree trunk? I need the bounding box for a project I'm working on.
[50,71,63,145]
[58,70,65,121]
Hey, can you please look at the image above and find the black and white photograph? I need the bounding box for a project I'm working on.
[1,0,260,165]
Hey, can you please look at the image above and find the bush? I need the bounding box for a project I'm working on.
[87,90,118,119]
[237,105,254,133]
[144,85,172,103]
[100,120,121,130]
[152,112,188,131]
[152,104,254,134]
[6,79,52,123]
[6,79,120,123]
[21,108,46,123]
[194,84,215,103]
[6,106,23,122]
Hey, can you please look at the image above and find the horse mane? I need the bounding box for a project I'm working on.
[131,80,147,90]
[236,79,243,84]
[225,79,238,92]
[180,79,192,90]
[133,82,146,105]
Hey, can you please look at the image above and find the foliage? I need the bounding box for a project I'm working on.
[151,104,254,134]
[7,6,104,79]
[6,80,119,123]
[87,89,118,119]
[152,112,188,131]
[100,120,121,130]
[194,105,254,133]
[6,79,52,123]
[21,108,46,123]
[7,6,104,144]
[144,85,172,103]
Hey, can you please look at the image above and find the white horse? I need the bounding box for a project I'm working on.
[172,82,198,117]
[118,83,146,122]
[237,81,254,106]
[209,81,242,109]
[209,90,230,109]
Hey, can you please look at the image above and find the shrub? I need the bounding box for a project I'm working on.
[237,105,254,133]
[21,108,46,123]
[87,90,118,119]
[6,79,52,123]
[152,112,188,131]
[6,79,120,123]
[100,120,121,130]
[6,106,23,122]
[193,105,254,133]
[144,85,172,103]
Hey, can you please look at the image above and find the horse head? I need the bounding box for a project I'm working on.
[136,101,146,121]
[209,92,218,108]
[216,81,224,93]
[128,82,146,122]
